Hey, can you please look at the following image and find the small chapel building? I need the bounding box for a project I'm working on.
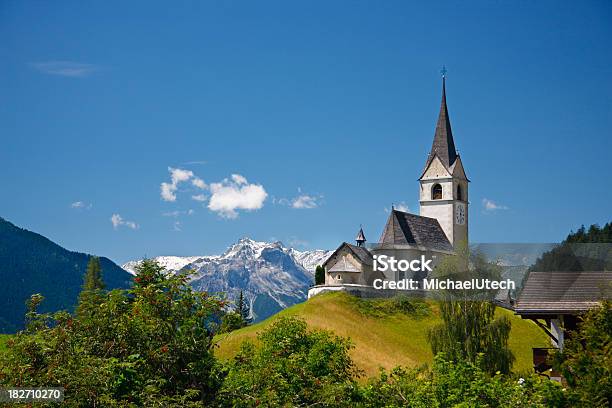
[310,76,469,298]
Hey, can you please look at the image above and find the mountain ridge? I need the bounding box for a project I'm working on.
[0,217,132,332]
[123,238,333,321]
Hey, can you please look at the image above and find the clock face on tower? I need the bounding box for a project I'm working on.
[455,203,466,225]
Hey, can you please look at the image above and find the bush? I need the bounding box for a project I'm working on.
[0,260,225,406]
[554,300,612,407]
[218,317,361,407]
[360,354,568,407]
[349,295,430,318]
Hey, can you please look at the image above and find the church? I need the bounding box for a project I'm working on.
[310,76,470,297]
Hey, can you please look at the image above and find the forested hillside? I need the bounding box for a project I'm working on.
[0,217,131,332]
[529,222,612,272]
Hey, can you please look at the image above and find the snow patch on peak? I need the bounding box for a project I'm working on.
[122,255,204,275]
[120,237,333,321]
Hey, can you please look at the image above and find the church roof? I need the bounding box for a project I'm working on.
[356,227,366,242]
[323,242,373,268]
[422,77,458,174]
[515,271,612,315]
[379,209,453,252]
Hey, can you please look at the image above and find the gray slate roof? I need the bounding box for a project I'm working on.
[422,77,458,174]
[355,227,366,243]
[379,209,453,252]
[515,271,612,315]
[323,242,373,268]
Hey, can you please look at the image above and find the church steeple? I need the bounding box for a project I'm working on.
[355,226,366,247]
[419,71,468,250]
[424,74,458,170]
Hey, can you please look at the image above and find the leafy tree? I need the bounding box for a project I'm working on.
[218,316,361,407]
[553,300,612,407]
[428,246,515,374]
[219,312,245,333]
[361,354,568,407]
[0,259,225,407]
[315,265,325,285]
[235,291,252,326]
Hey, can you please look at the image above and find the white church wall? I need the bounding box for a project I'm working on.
[419,203,454,244]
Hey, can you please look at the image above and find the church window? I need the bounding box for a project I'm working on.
[457,184,463,201]
[432,184,442,200]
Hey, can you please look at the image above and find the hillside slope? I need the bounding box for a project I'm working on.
[215,292,550,377]
[0,217,132,332]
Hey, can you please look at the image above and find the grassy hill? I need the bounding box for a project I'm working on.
[215,292,550,378]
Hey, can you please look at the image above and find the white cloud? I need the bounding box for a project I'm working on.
[231,174,248,185]
[162,209,195,217]
[208,175,267,219]
[70,201,92,210]
[292,194,319,209]
[110,214,138,230]
[192,177,206,189]
[160,182,177,202]
[170,167,194,184]
[173,221,182,231]
[191,194,207,202]
[273,197,290,206]
[31,61,98,77]
[275,189,322,210]
[160,167,198,202]
[482,198,509,211]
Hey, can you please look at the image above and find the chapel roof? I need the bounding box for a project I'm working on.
[323,242,373,268]
[379,209,453,252]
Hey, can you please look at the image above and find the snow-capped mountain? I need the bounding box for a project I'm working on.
[122,255,206,275]
[122,238,332,321]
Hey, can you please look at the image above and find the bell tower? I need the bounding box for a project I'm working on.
[419,73,469,249]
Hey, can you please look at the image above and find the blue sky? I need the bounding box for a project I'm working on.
[1,1,611,263]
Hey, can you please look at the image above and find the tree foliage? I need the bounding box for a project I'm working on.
[553,300,612,407]
[428,246,515,374]
[528,222,612,273]
[361,354,568,407]
[219,316,361,407]
[0,259,225,406]
[0,217,130,332]
[236,290,251,326]
[76,256,105,318]
[0,257,604,407]
[315,265,325,285]
[219,291,252,333]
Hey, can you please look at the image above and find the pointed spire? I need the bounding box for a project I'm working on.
[355,225,366,247]
[424,72,458,170]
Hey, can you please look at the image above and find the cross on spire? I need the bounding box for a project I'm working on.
[440,65,447,79]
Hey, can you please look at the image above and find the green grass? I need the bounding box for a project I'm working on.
[214,292,550,378]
